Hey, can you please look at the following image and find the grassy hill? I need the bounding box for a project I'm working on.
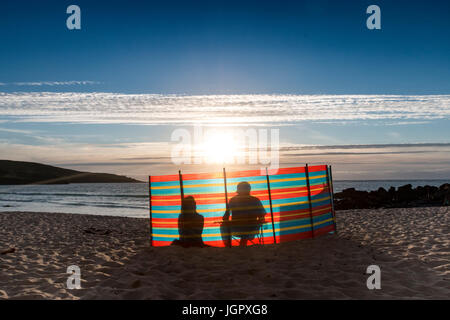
[0,160,141,184]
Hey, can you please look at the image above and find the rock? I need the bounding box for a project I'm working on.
[1,247,15,255]
[84,227,112,235]
[333,183,450,210]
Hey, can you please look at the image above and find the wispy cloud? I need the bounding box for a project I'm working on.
[0,93,449,125]
[1,81,100,86]
[1,140,450,180]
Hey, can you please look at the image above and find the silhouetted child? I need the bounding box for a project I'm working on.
[172,196,205,247]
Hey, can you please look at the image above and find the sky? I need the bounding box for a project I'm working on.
[0,0,449,181]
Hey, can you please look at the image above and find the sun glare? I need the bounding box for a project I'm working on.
[199,130,239,164]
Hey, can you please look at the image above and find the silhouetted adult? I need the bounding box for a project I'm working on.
[223,181,265,247]
[172,196,205,247]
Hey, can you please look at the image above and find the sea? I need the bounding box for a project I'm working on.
[0,180,448,218]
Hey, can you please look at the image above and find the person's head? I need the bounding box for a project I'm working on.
[236,181,251,195]
[182,196,196,214]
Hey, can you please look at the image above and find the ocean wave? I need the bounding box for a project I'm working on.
[0,192,147,198]
[45,200,147,210]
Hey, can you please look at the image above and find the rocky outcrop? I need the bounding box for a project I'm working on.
[334,183,450,210]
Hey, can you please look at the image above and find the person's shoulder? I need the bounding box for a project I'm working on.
[250,195,262,202]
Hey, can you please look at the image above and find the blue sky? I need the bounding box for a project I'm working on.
[0,0,449,180]
[1,0,450,94]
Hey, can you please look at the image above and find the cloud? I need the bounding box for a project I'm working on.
[277,143,450,151]
[1,140,450,180]
[0,93,449,125]
[2,81,100,86]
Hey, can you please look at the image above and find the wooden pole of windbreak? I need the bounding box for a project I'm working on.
[178,170,184,199]
[305,164,315,238]
[223,168,229,209]
[149,176,153,247]
[223,168,232,248]
[327,165,338,234]
[265,168,277,244]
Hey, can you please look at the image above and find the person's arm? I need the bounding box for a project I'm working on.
[223,208,230,221]
[257,200,266,223]
[223,199,233,221]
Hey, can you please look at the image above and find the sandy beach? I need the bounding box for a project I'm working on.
[0,207,449,300]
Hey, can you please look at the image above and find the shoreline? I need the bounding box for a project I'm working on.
[1,208,449,299]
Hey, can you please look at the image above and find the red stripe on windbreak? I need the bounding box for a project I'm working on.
[183,193,227,204]
[152,224,334,247]
[151,194,181,200]
[226,189,269,197]
[277,230,313,243]
[152,240,174,247]
[314,223,336,236]
[272,166,305,175]
[181,171,224,181]
[150,174,179,182]
[225,169,265,179]
[188,198,226,205]
[266,188,307,200]
[203,235,277,247]
[151,201,182,207]
[307,165,327,173]
[312,206,332,217]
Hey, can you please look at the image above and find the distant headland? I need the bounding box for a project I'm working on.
[0,160,142,184]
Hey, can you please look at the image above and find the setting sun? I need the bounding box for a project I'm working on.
[198,130,239,164]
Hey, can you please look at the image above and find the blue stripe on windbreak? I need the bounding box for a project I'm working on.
[195,203,227,210]
[309,176,328,185]
[182,186,225,194]
[227,183,268,192]
[152,204,181,211]
[152,202,227,212]
[268,179,307,189]
[152,228,180,236]
[313,212,333,224]
[153,235,178,242]
[275,224,312,237]
[272,202,310,213]
[311,198,332,208]
[273,217,311,230]
[308,170,326,178]
[182,178,224,186]
[271,195,309,206]
[310,192,330,201]
[226,175,266,183]
[150,180,180,187]
[151,188,181,196]
[269,172,306,180]
[152,232,276,243]
[152,210,228,219]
